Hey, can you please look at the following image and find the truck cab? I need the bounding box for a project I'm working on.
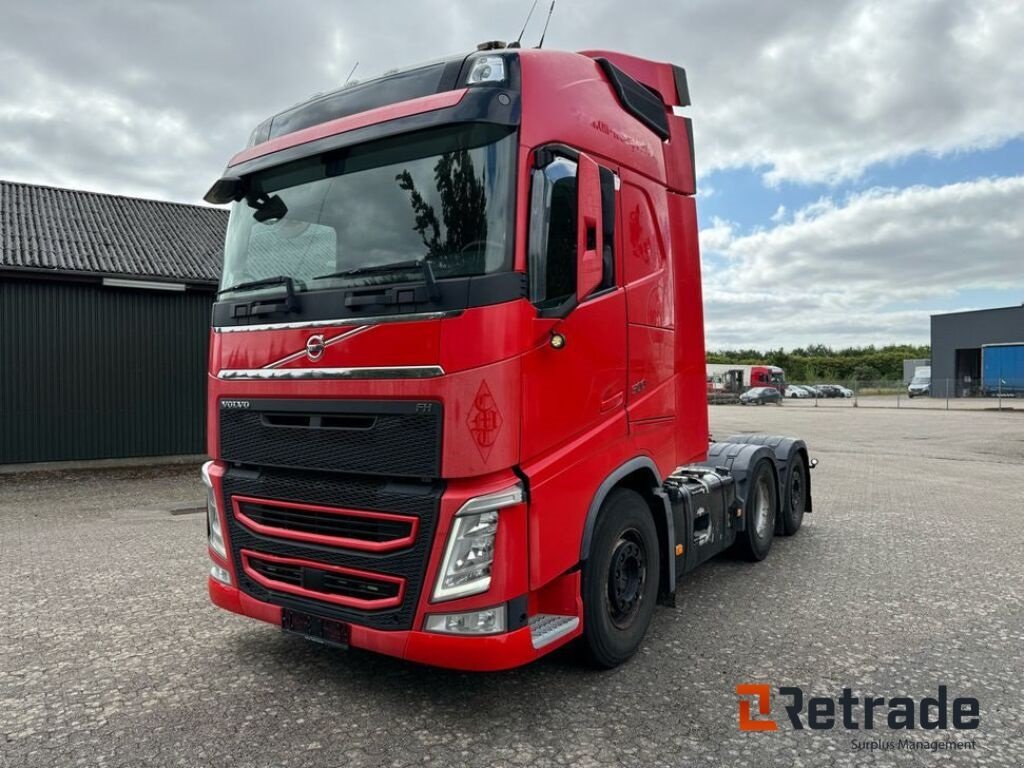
[202,45,812,670]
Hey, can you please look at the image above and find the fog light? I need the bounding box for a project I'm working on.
[210,562,232,585]
[424,607,506,635]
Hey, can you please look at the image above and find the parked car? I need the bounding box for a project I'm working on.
[835,385,854,398]
[813,384,842,398]
[786,385,813,398]
[907,376,930,398]
[740,386,783,405]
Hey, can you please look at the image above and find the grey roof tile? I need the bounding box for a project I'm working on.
[0,180,228,283]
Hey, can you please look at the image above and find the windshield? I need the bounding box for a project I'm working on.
[220,123,516,296]
[770,371,785,386]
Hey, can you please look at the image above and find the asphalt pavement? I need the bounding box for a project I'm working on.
[2,406,1021,767]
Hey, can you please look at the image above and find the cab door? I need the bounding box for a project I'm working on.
[520,149,626,462]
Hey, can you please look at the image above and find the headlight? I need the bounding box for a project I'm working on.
[201,461,227,559]
[432,484,523,601]
[465,55,507,85]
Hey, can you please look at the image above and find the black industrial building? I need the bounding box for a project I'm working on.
[930,304,1024,397]
[0,180,227,465]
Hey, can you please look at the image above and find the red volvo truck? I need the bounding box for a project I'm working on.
[202,44,813,670]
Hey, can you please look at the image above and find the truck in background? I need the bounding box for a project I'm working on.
[982,344,1024,395]
[907,365,931,398]
[201,43,813,670]
[707,363,786,395]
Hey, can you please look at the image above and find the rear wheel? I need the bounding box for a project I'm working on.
[581,489,660,668]
[779,454,807,535]
[735,460,777,561]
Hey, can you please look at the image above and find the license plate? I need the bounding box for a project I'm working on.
[281,608,350,649]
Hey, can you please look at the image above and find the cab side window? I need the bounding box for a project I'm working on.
[529,151,616,311]
[529,156,578,309]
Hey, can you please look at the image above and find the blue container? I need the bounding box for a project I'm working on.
[982,343,1024,395]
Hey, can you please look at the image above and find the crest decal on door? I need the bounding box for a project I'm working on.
[466,380,503,462]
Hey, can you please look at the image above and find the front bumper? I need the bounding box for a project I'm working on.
[208,577,576,671]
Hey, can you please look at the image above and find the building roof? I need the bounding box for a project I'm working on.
[931,304,1024,319]
[0,180,228,286]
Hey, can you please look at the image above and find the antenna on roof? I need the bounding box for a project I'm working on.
[343,61,359,86]
[536,1,555,48]
[509,0,538,48]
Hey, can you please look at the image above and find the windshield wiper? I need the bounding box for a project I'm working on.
[218,275,300,296]
[217,275,300,316]
[314,259,440,301]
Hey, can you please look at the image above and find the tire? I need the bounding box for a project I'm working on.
[734,459,777,561]
[779,453,807,536]
[581,488,660,668]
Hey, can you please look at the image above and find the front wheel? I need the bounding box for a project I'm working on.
[581,489,660,668]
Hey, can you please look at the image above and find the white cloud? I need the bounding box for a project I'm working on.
[0,0,1020,352]
[699,176,1024,348]
[0,0,1021,200]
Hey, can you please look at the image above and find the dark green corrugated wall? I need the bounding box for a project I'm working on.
[0,278,212,464]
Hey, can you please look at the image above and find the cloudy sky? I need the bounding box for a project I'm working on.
[2,0,1021,348]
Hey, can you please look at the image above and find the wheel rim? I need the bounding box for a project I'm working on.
[753,474,772,540]
[790,464,805,515]
[606,529,647,629]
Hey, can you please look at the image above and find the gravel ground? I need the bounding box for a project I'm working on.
[1,407,1021,767]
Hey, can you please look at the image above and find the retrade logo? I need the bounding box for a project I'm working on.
[736,684,979,732]
[737,684,778,731]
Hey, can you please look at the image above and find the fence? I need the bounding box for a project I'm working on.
[710,380,1022,411]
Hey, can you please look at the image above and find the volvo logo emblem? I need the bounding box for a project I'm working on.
[305,334,326,361]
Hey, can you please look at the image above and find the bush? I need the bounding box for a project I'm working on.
[707,344,930,382]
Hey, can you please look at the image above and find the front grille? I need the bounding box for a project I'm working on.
[248,556,302,585]
[235,497,417,551]
[223,467,441,630]
[243,551,403,607]
[220,398,442,477]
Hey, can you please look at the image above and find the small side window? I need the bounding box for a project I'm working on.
[598,167,616,291]
[528,156,578,309]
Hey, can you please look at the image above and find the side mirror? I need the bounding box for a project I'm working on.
[576,152,603,301]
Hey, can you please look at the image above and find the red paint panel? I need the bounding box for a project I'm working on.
[520,290,627,463]
[240,549,405,610]
[214,319,440,373]
[231,495,418,553]
[626,324,676,422]
[523,415,632,589]
[228,89,468,168]
[664,114,695,195]
[621,180,674,328]
[518,50,665,183]
[667,193,709,464]
[438,301,534,373]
